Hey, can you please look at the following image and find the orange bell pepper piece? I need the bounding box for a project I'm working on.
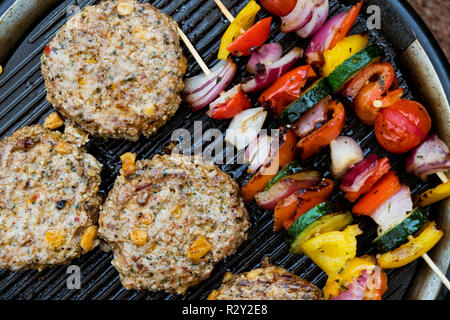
[273,179,334,231]
[352,171,402,216]
[241,128,297,202]
[297,100,346,160]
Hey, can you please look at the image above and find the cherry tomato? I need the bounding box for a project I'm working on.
[374,100,431,154]
[227,17,272,56]
[388,100,431,137]
[260,0,297,16]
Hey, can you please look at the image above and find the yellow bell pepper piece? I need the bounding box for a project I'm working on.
[415,180,450,207]
[218,0,261,60]
[377,221,443,269]
[321,34,369,77]
[323,255,377,299]
[187,235,212,263]
[300,224,363,276]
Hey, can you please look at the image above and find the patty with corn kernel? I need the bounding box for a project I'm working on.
[208,265,322,300]
[0,124,102,271]
[99,154,249,294]
[41,0,187,141]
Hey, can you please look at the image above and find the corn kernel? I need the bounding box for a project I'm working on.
[45,229,65,248]
[117,1,134,15]
[172,206,182,218]
[80,225,98,252]
[130,229,148,245]
[207,290,218,300]
[44,112,64,130]
[187,235,211,263]
[141,216,153,225]
[120,152,136,177]
[55,142,72,154]
[143,104,155,115]
[222,272,234,283]
[247,269,262,280]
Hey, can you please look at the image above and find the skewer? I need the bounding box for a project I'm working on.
[214,0,234,23]
[213,0,450,295]
[436,171,449,183]
[177,26,211,75]
[407,236,450,291]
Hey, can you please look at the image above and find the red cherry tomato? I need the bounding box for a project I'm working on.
[374,100,431,154]
[227,17,272,56]
[260,0,297,16]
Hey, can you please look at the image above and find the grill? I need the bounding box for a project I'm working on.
[0,0,446,300]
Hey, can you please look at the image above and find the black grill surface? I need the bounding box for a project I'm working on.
[0,0,439,300]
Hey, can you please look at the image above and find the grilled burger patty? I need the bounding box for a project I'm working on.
[99,154,249,294]
[41,0,188,141]
[0,124,102,271]
[209,265,322,300]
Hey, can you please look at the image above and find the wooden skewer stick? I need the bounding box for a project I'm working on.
[177,26,211,75]
[407,236,450,291]
[214,0,235,23]
[436,171,449,183]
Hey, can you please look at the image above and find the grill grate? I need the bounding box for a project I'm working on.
[0,0,438,300]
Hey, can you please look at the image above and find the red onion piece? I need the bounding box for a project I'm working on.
[371,185,413,235]
[185,59,237,111]
[245,134,273,174]
[340,154,379,193]
[294,95,330,138]
[225,107,268,150]
[242,47,303,93]
[281,0,316,33]
[330,136,364,179]
[183,60,226,95]
[246,43,283,74]
[305,11,346,66]
[329,270,368,300]
[255,172,321,210]
[405,134,450,181]
[296,0,329,38]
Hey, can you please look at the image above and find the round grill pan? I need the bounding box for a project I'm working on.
[0,0,448,300]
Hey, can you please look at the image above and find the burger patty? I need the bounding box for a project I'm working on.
[99,154,249,294]
[0,124,102,271]
[208,265,322,300]
[41,0,188,141]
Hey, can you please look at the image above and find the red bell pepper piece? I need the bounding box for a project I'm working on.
[328,1,364,50]
[273,179,334,231]
[343,157,391,203]
[227,17,272,57]
[241,128,297,202]
[209,88,252,120]
[343,62,402,125]
[297,100,346,160]
[258,65,317,116]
